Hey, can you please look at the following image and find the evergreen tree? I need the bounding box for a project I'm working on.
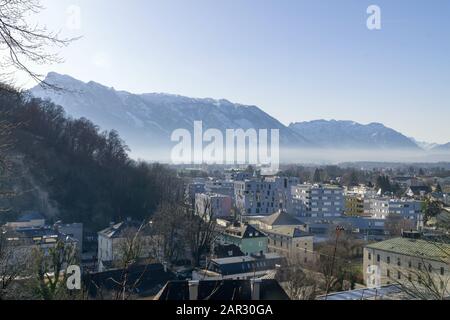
[348,170,359,187]
[313,168,322,183]
[376,175,392,194]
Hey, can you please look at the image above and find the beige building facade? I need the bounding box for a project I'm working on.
[363,236,449,297]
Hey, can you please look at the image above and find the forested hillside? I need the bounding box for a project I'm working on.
[0,84,181,230]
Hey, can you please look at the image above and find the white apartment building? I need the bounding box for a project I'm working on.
[224,169,254,182]
[234,177,299,216]
[369,198,423,226]
[97,220,153,272]
[346,186,378,215]
[292,184,344,218]
[204,180,235,200]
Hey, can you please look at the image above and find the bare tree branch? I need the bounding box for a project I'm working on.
[0,0,80,87]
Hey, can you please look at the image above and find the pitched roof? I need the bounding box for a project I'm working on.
[265,226,312,238]
[85,263,176,299]
[214,244,245,258]
[224,223,266,239]
[155,279,290,300]
[5,226,78,245]
[98,220,150,239]
[407,186,431,195]
[261,211,300,227]
[366,237,450,263]
[210,253,286,276]
[17,212,45,222]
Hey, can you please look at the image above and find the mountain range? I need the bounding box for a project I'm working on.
[29,72,450,161]
[289,120,419,149]
[433,143,450,152]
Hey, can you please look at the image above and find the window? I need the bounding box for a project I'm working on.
[408,261,412,268]
[387,269,391,278]
[441,267,445,276]
[387,256,391,264]
[368,253,372,260]
[397,271,401,280]
[428,265,433,272]
[397,258,401,267]
[418,263,422,271]
[377,255,380,262]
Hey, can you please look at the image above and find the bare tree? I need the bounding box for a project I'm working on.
[314,227,364,297]
[394,237,450,300]
[93,222,154,301]
[394,262,449,300]
[112,225,146,300]
[276,258,318,300]
[321,226,346,295]
[0,101,16,213]
[0,87,24,299]
[385,214,415,237]
[150,202,186,264]
[86,223,155,301]
[0,228,26,299]
[187,197,217,268]
[436,210,450,232]
[0,0,78,85]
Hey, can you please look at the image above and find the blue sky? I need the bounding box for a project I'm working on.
[18,0,450,144]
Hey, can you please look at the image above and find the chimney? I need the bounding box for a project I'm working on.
[251,279,262,301]
[188,280,200,300]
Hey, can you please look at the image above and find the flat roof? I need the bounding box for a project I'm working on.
[318,285,404,300]
[212,253,282,265]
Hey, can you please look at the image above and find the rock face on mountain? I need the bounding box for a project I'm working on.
[31,73,447,163]
[289,120,420,149]
[30,73,310,156]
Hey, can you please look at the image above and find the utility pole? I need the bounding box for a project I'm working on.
[325,225,345,300]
